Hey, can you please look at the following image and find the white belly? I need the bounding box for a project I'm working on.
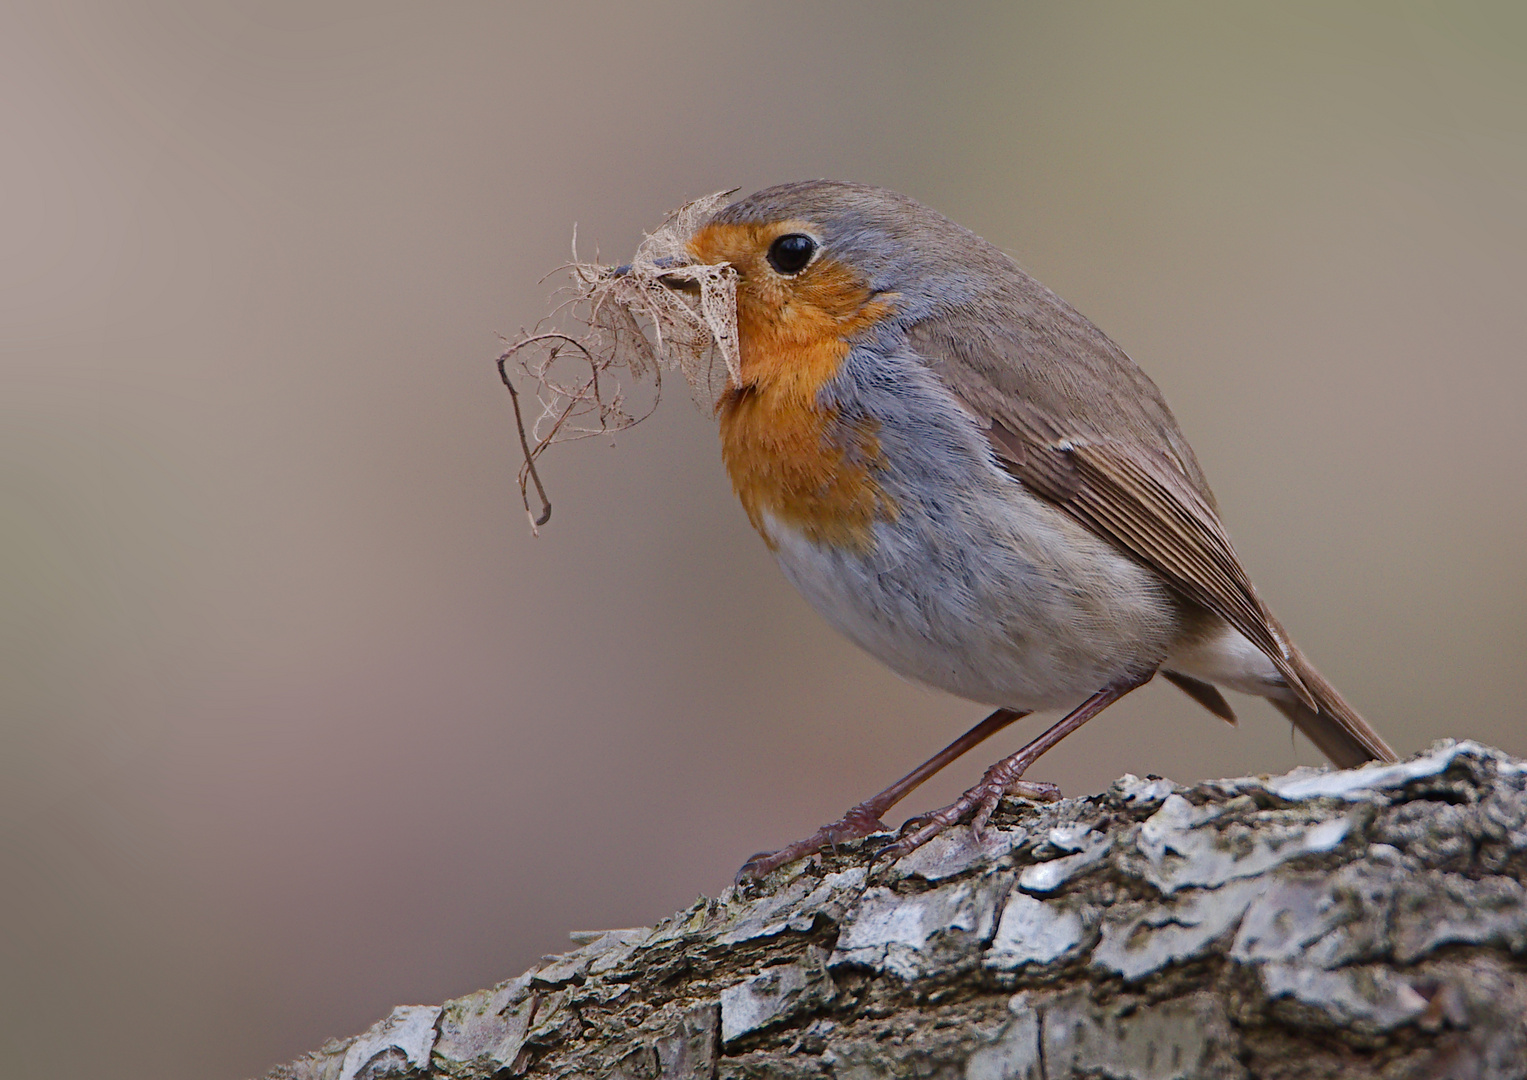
[759,479,1183,713]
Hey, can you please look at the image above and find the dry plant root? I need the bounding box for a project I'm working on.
[496,191,740,533]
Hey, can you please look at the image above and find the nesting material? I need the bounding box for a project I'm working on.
[497,191,739,532]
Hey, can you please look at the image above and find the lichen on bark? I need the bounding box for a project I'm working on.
[263,741,1527,1080]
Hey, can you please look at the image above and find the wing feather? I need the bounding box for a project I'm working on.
[905,315,1318,711]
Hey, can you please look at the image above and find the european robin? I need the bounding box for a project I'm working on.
[666,181,1397,881]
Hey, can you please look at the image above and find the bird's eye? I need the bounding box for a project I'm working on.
[766,233,816,275]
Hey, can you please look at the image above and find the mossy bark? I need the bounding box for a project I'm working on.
[263,741,1527,1080]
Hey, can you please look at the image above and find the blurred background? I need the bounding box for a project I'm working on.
[2,3,1524,1077]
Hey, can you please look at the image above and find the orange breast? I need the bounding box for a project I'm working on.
[689,222,897,551]
[719,376,892,551]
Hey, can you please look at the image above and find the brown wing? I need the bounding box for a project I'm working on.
[904,308,1320,713]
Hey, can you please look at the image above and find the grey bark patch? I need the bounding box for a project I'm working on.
[656,1003,719,1079]
[984,893,1087,970]
[1042,991,1245,1080]
[338,1005,440,1080]
[532,927,653,987]
[963,995,1043,1079]
[830,874,1010,979]
[523,988,578,1050]
[1135,795,1351,894]
[1265,739,1487,801]
[1016,833,1111,894]
[713,866,867,946]
[259,742,1527,1080]
[1043,823,1103,853]
[892,826,1026,881]
[1092,880,1261,981]
[433,977,533,1076]
[1393,871,1527,962]
[606,1003,718,1080]
[720,948,834,1044]
[1258,962,1429,1034]
[1112,773,1182,811]
[1229,878,1330,964]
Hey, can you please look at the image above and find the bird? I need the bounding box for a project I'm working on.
[664,181,1398,882]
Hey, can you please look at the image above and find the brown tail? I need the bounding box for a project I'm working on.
[1268,646,1397,768]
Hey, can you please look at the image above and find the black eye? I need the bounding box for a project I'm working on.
[766,233,816,275]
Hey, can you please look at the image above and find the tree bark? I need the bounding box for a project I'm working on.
[263,741,1527,1080]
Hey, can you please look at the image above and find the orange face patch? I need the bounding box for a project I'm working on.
[688,221,896,550]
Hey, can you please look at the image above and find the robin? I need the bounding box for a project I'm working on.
[664,181,1397,882]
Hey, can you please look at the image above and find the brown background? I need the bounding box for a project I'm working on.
[3,4,1524,1078]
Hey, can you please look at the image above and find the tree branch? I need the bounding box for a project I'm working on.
[263,741,1527,1080]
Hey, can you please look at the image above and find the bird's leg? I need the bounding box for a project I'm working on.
[736,707,1030,883]
[875,671,1155,865]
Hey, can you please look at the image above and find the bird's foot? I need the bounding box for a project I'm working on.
[736,802,891,885]
[872,768,1061,867]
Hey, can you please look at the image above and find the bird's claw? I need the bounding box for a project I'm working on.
[868,777,1064,870]
[735,805,891,885]
[738,765,1064,884]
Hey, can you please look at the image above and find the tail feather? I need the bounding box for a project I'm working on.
[1162,670,1238,725]
[1270,647,1397,768]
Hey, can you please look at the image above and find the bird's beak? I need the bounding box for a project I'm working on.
[657,271,702,295]
[607,257,703,294]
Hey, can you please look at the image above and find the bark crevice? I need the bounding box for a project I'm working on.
[263,741,1527,1080]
